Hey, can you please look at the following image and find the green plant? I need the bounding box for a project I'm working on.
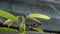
[19,13,50,34]
[0,10,19,27]
[25,13,50,34]
[0,27,18,32]
[26,13,50,24]
[27,13,50,19]
[32,27,44,34]
[19,16,25,34]
[0,10,50,34]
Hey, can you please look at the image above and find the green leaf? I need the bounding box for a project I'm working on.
[3,19,14,27]
[28,17,41,24]
[0,27,17,32]
[20,16,26,34]
[32,27,44,34]
[3,19,12,25]
[0,10,19,22]
[8,22,14,27]
[27,13,50,20]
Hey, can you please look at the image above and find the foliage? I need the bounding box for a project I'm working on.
[0,10,50,34]
[27,13,50,19]
[0,27,17,32]
[32,27,44,34]
[19,16,25,34]
[0,10,19,27]
[0,10,19,22]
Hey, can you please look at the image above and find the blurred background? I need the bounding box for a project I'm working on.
[0,0,60,34]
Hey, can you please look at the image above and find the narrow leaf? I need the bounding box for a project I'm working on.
[28,17,41,24]
[3,19,12,25]
[27,13,50,20]
[8,22,14,27]
[0,27,17,32]
[20,16,25,34]
[0,10,19,22]
[32,27,44,34]
[3,19,14,27]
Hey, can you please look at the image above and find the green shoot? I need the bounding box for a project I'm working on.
[8,22,14,27]
[26,13,50,34]
[0,10,19,22]
[0,10,19,27]
[19,16,26,34]
[0,10,50,34]
[27,17,41,24]
[3,19,12,25]
[0,27,18,32]
[27,13,50,20]
[32,27,44,34]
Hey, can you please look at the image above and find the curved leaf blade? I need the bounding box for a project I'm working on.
[0,27,17,32]
[32,27,44,34]
[3,19,12,25]
[0,10,19,22]
[27,13,50,20]
[20,16,26,34]
[28,17,41,24]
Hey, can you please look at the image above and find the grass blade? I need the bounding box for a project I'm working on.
[3,19,12,25]
[28,17,41,24]
[20,16,25,34]
[27,13,50,20]
[0,27,17,32]
[32,27,44,34]
[8,22,14,27]
[0,10,19,22]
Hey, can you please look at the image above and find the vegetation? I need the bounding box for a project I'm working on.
[0,27,17,32]
[0,10,50,34]
[0,10,19,27]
